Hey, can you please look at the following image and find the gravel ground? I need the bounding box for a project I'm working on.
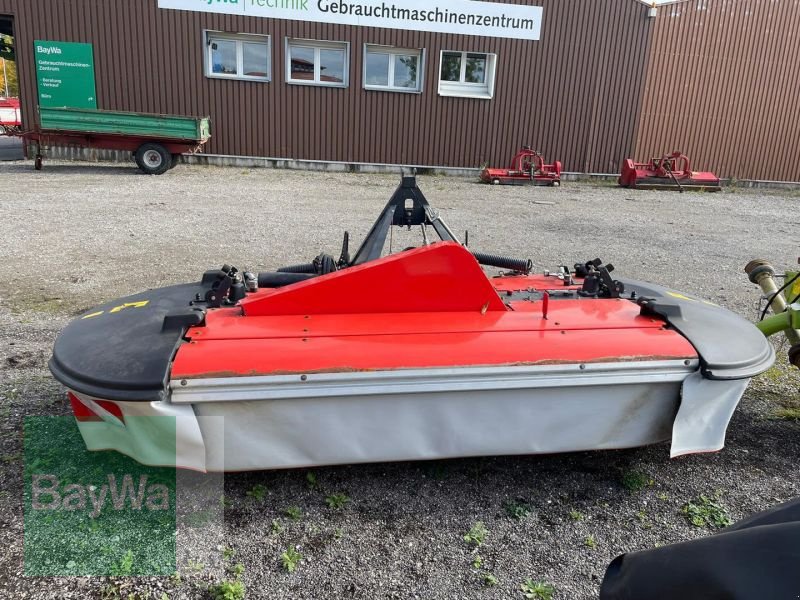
[0,161,798,599]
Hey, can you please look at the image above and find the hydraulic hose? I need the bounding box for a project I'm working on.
[258,272,316,288]
[277,263,317,274]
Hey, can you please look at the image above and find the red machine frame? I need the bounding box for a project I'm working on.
[0,97,22,134]
[619,151,721,192]
[481,146,562,186]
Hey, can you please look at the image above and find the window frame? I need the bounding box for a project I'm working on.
[437,50,498,100]
[204,30,272,83]
[285,38,350,88]
[362,44,425,94]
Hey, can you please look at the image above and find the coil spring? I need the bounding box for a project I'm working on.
[472,252,533,274]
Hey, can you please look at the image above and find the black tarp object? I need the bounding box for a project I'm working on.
[600,498,800,600]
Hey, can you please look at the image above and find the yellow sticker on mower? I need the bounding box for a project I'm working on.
[82,301,149,320]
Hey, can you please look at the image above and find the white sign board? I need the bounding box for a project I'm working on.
[157,0,543,41]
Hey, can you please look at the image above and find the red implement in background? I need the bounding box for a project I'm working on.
[0,97,21,134]
[619,151,721,192]
[481,146,562,186]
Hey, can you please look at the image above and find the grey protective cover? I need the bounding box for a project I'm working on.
[619,278,774,380]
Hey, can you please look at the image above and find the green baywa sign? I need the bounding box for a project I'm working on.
[34,40,97,109]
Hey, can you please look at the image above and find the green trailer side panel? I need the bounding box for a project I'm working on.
[38,107,211,142]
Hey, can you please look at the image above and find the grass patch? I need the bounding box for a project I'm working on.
[584,534,596,549]
[772,407,800,421]
[209,579,245,600]
[503,499,532,520]
[284,506,302,521]
[482,572,498,587]
[464,522,488,547]
[325,493,350,510]
[245,484,268,501]
[682,494,732,529]
[281,547,302,573]
[521,579,555,600]
[621,470,653,493]
[222,546,236,562]
[306,472,318,489]
[569,509,584,522]
[210,558,246,600]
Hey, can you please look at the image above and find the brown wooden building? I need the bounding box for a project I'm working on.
[2,0,799,181]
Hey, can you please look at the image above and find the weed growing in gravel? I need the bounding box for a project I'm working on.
[472,556,483,569]
[281,547,302,573]
[333,527,344,541]
[521,579,555,600]
[760,366,784,383]
[621,470,653,492]
[186,559,204,572]
[220,495,233,508]
[482,572,499,587]
[682,494,732,529]
[271,519,284,534]
[222,546,236,562]
[504,499,532,520]
[325,493,351,510]
[100,583,121,600]
[285,506,303,521]
[109,550,134,576]
[636,510,652,530]
[246,484,268,501]
[209,578,245,600]
[772,407,800,421]
[584,534,597,549]
[464,522,488,547]
[569,509,584,522]
[306,472,318,489]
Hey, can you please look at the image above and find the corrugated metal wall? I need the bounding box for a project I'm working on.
[634,0,800,182]
[1,0,654,172]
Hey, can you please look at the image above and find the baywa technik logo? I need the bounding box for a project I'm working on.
[203,0,311,9]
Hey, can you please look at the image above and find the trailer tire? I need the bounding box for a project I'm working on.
[135,143,171,175]
[169,154,181,170]
[34,155,43,171]
[492,178,501,185]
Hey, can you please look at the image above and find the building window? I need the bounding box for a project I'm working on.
[363,45,424,93]
[438,51,497,99]
[205,31,270,82]
[286,39,349,87]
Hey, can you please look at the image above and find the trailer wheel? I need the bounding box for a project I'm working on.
[34,155,43,171]
[169,154,181,170]
[492,178,501,185]
[135,143,171,175]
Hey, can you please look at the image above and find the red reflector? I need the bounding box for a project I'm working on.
[68,392,125,423]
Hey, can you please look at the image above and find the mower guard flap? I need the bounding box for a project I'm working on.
[620,279,775,380]
[49,282,210,403]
